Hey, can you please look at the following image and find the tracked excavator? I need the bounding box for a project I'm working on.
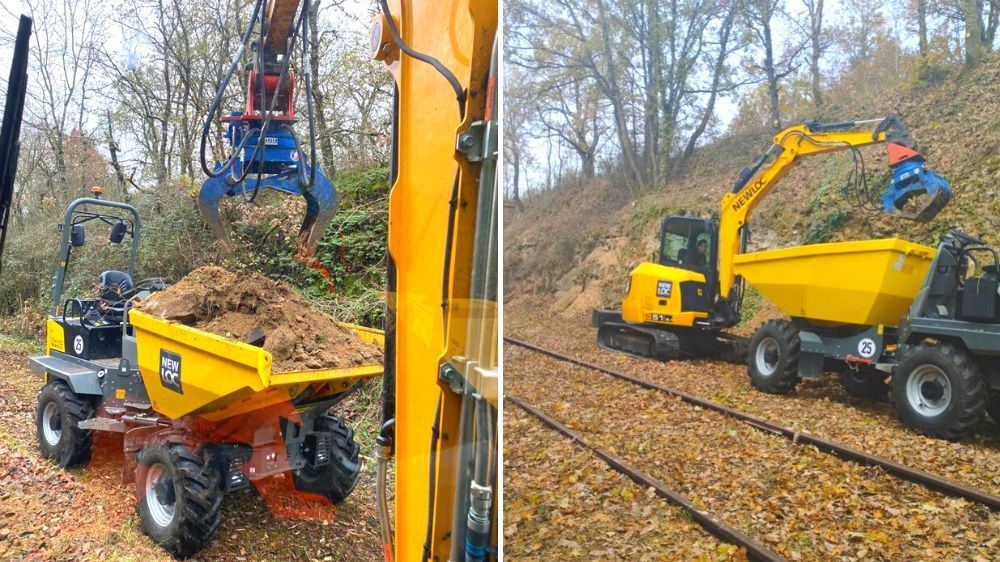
[594,116,951,362]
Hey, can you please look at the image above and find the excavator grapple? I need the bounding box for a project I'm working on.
[197,0,335,256]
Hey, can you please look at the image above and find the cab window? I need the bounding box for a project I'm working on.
[658,218,710,271]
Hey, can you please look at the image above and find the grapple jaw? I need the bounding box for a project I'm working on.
[881,158,951,223]
[198,164,339,256]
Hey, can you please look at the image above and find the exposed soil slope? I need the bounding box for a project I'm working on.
[505,55,1000,316]
[135,266,383,372]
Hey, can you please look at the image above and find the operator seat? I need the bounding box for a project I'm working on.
[99,270,133,322]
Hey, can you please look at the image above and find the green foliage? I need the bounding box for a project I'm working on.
[736,285,764,329]
[628,201,673,240]
[804,209,852,244]
[0,166,390,339]
[223,166,390,326]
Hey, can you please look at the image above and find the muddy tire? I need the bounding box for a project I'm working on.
[136,444,223,558]
[36,381,93,467]
[293,414,361,504]
[839,366,889,400]
[892,342,986,441]
[748,320,801,394]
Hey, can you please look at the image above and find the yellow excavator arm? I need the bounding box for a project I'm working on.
[263,0,301,52]
[717,121,887,301]
[371,1,498,561]
[717,116,949,302]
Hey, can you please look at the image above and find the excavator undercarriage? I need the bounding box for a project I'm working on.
[593,309,747,362]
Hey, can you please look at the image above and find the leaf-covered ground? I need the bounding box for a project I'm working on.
[504,300,1000,560]
[503,403,740,561]
[507,298,1000,497]
[0,338,384,561]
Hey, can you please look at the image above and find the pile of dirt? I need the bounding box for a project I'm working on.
[134,266,383,372]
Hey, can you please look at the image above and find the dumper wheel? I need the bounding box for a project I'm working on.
[293,414,361,504]
[36,381,94,468]
[839,366,889,400]
[892,342,987,441]
[988,394,1000,426]
[136,444,223,558]
[748,320,801,394]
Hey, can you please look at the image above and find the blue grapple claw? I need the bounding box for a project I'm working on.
[881,158,951,224]
[198,114,338,255]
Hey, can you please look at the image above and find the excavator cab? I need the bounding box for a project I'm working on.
[659,216,715,272]
[594,214,743,361]
[617,216,717,330]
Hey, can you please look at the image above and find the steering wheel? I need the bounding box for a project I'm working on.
[101,277,171,309]
[949,229,984,247]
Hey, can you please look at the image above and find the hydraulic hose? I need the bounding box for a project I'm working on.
[231,1,308,195]
[376,0,467,119]
[465,397,495,562]
[299,0,318,188]
[375,419,395,562]
[199,0,264,178]
[421,394,443,562]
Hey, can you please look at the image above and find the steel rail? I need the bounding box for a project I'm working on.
[504,336,1000,511]
[507,395,787,562]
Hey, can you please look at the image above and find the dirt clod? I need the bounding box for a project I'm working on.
[135,266,383,372]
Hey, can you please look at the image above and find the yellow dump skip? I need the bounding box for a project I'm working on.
[129,310,383,421]
[733,238,935,327]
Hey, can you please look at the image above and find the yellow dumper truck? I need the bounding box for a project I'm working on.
[31,196,382,557]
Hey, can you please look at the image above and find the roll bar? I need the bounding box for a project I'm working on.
[50,197,141,315]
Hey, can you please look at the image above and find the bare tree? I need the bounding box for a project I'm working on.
[503,69,530,208]
[802,0,825,107]
[17,0,101,201]
[684,2,739,158]
[743,0,804,130]
[536,77,605,178]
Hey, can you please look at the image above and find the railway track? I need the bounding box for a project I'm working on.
[507,395,787,562]
[504,336,1000,511]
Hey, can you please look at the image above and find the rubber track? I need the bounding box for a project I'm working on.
[507,396,786,562]
[504,336,1000,511]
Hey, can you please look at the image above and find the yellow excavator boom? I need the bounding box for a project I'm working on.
[717,123,887,300]
[372,1,498,561]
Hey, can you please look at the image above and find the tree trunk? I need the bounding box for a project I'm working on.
[763,22,781,130]
[917,0,929,58]
[308,0,336,172]
[808,0,824,108]
[581,150,596,178]
[511,153,523,209]
[596,0,644,192]
[963,0,987,66]
[106,111,129,194]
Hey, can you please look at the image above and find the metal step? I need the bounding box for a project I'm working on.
[78,418,127,432]
[28,353,103,395]
[29,354,96,377]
